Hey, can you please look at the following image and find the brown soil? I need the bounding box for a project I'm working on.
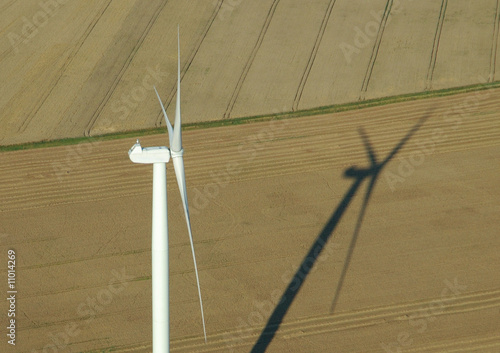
[0,87,499,352]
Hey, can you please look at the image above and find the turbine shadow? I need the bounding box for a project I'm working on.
[250,116,428,353]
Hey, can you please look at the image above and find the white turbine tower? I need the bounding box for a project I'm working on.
[128,30,206,352]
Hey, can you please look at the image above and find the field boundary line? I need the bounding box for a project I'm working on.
[2,81,500,152]
[223,0,281,119]
[292,0,337,111]
[2,122,498,212]
[425,0,448,90]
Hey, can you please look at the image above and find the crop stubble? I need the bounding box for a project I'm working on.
[0,88,499,351]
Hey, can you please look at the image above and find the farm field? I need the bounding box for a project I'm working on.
[2,0,500,145]
[2,0,500,352]
[431,0,498,90]
[0,87,499,352]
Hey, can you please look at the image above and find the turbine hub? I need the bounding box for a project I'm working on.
[170,148,184,158]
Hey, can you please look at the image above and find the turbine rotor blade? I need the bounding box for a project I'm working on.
[153,86,173,146]
[170,27,206,340]
[172,156,207,342]
[172,27,182,152]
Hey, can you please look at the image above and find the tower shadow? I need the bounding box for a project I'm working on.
[250,116,428,353]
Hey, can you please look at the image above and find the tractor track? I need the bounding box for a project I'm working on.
[359,0,393,100]
[0,0,15,12]
[12,287,500,350]
[0,0,50,61]
[2,103,497,181]
[1,88,500,212]
[84,0,168,137]
[32,288,499,352]
[3,128,497,212]
[425,0,448,90]
[223,0,281,119]
[17,0,113,134]
[154,0,225,127]
[2,111,499,184]
[292,0,337,112]
[489,0,500,82]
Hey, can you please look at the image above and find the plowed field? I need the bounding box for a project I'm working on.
[0,87,499,352]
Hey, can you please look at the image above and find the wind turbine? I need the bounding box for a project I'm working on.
[128,30,206,352]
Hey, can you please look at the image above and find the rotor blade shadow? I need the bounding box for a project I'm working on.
[250,116,428,353]
[250,176,365,353]
[329,173,377,313]
[329,116,428,313]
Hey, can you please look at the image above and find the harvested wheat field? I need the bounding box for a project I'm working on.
[2,0,500,145]
[1,1,500,352]
[0,86,499,352]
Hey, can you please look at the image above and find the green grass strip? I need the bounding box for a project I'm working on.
[2,80,500,152]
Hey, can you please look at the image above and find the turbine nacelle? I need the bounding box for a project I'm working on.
[129,140,171,164]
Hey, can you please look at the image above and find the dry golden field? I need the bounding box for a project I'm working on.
[1,1,500,353]
[1,88,500,352]
[1,0,500,145]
